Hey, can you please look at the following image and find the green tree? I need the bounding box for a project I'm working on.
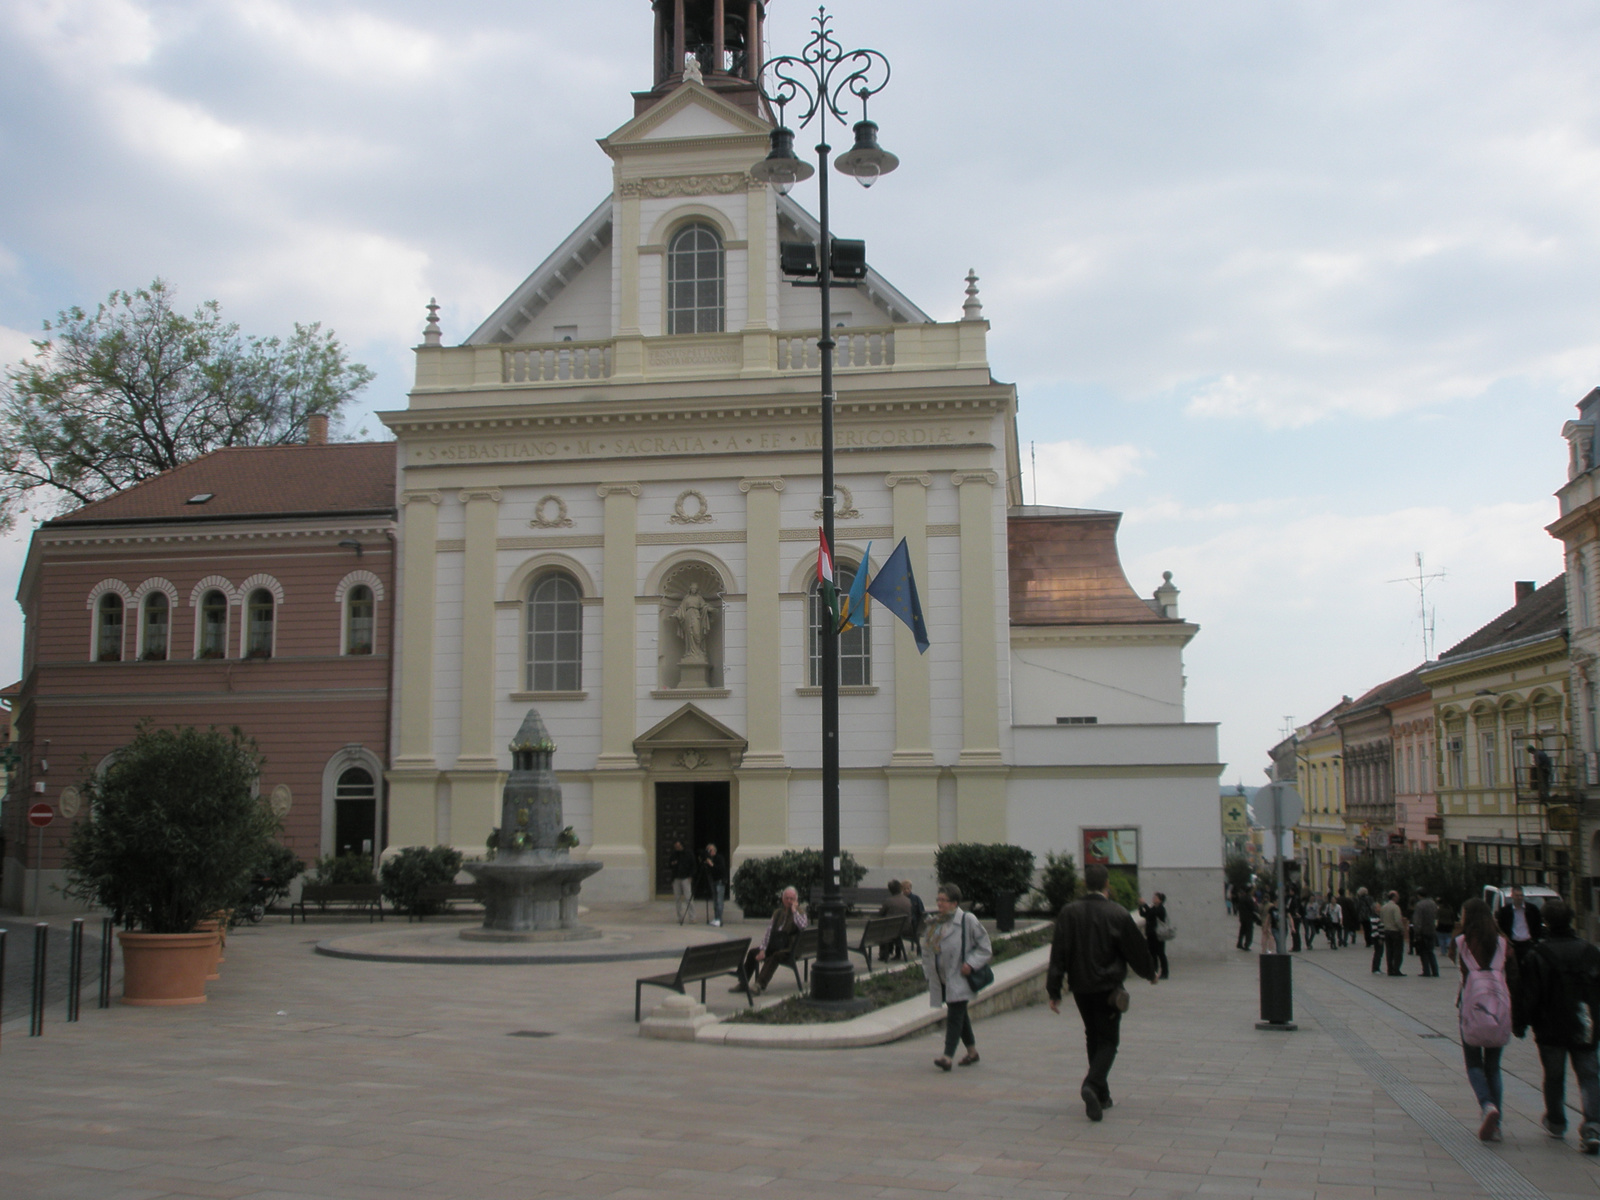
[0,279,373,530]
[62,723,280,933]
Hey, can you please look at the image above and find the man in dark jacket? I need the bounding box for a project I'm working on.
[1411,891,1439,977]
[1518,899,1600,1152]
[1047,863,1157,1122]
[1497,886,1545,965]
[1235,887,1257,950]
[700,843,728,927]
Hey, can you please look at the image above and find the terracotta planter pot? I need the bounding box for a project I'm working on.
[117,931,218,1006]
[195,920,222,980]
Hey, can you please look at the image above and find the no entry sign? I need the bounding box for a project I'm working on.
[27,802,53,827]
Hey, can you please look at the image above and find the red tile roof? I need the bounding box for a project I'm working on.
[48,443,397,525]
[1008,507,1174,625]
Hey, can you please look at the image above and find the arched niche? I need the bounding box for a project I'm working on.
[658,560,726,691]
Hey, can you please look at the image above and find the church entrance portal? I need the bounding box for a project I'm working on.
[655,781,730,898]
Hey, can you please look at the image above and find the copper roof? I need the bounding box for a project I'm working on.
[47,443,397,525]
[1008,506,1173,626]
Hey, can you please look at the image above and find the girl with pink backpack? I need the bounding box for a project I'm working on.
[1452,898,1522,1141]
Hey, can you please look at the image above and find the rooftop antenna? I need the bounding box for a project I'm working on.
[1281,715,1295,740]
[1030,441,1037,505]
[1390,551,1445,661]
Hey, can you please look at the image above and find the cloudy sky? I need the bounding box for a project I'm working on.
[0,0,1589,781]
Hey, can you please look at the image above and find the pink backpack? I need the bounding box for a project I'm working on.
[1457,935,1512,1048]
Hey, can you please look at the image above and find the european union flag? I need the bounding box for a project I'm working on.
[865,537,929,653]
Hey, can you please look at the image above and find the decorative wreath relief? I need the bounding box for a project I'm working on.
[670,489,714,524]
[814,483,861,520]
[530,495,573,529]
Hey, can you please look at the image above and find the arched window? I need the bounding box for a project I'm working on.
[667,222,724,334]
[140,593,169,661]
[198,590,229,659]
[334,766,377,858]
[526,572,582,691]
[96,593,123,662]
[809,562,870,687]
[245,589,275,658]
[345,585,374,655]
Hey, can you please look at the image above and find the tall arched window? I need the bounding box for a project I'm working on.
[345,585,374,655]
[198,590,229,659]
[141,593,169,661]
[809,563,870,687]
[245,589,275,658]
[96,593,123,662]
[667,222,724,334]
[527,572,582,691]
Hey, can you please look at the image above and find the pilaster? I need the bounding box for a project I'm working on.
[952,470,1002,766]
[886,473,934,767]
[739,477,785,766]
[456,488,503,771]
[388,488,443,849]
[597,482,642,770]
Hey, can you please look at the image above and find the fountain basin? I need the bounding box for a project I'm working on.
[460,855,604,943]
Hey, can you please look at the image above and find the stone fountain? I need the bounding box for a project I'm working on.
[460,710,602,943]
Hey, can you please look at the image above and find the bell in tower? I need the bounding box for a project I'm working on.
[638,0,768,117]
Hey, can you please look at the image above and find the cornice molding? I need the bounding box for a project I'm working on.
[41,522,393,550]
[616,173,756,199]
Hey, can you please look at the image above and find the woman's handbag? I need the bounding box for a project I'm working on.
[960,912,995,993]
[1156,918,1176,942]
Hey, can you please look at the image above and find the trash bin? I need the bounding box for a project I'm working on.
[1258,953,1293,1026]
[994,890,1016,933]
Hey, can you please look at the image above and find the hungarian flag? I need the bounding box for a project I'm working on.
[817,528,838,626]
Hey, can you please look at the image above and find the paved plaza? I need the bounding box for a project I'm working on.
[3,907,1600,1200]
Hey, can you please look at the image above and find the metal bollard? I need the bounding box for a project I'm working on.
[67,919,83,1022]
[98,918,113,1009]
[29,923,48,1037]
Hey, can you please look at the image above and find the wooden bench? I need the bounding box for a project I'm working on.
[407,882,485,921]
[849,914,910,974]
[635,937,752,1021]
[292,883,384,923]
[763,924,820,991]
[805,886,893,918]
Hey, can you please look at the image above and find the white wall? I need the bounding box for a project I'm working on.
[1011,642,1187,725]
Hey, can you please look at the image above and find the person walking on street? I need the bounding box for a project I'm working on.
[1303,894,1322,949]
[1517,899,1600,1152]
[1497,885,1545,968]
[700,843,727,927]
[1356,887,1376,945]
[1047,863,1158,1121]
[1339,889,1358,947]
[668,840,696,925]
[923,884,992,1072]
[1235,887,1257,951]
[1380,890,1407,976]
[1413,891,1440,978]
[1138,892,1170,979]
[1453,897,1519,1141]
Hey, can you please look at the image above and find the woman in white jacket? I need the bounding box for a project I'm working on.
[923,883,994,1071]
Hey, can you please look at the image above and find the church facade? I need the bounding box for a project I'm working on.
[380,6,1225,934]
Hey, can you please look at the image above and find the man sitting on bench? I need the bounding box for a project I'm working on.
[878,879,913,962]
[741,886,809,997]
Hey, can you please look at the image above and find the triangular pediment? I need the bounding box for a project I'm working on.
[634,703,747,752]
[602,80,770,153]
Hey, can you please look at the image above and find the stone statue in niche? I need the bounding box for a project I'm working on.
[659,562,724,689]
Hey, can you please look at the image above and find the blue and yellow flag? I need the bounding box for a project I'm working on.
[865,537,929,653]
[838,541,872,634]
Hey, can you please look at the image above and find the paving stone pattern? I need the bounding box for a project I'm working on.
[3,908,1600,1200]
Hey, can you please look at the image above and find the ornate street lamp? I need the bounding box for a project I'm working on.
[750,6,898,1007]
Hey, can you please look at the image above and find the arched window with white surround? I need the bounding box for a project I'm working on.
[345,585,374,655]
[526,571,582,692]
[809,561,870,687]
[140,592,169,661]
[245,589,275,658]
[334,767,376,857]
[96,593,124,662]
[197,590,229,659]
[666,222,724,334]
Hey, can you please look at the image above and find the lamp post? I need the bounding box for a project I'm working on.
[749,6,898,1006]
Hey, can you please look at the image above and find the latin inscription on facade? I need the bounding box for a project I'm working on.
[417,423,967,465]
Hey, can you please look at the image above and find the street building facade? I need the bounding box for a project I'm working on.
[1294,699,1352,894]
[0,433,396,912]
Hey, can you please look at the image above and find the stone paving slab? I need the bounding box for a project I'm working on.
[3,910,1600,1199]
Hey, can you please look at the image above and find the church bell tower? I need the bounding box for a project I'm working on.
[637,0,768,117]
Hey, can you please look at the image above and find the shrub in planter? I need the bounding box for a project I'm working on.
[242,841,304,910]
[63,723,279,933]
[380,845,464,916]
[731,848,868,918]
[312,852,376,886]
[1030,850,1079,914]
[935,843,1035,916]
